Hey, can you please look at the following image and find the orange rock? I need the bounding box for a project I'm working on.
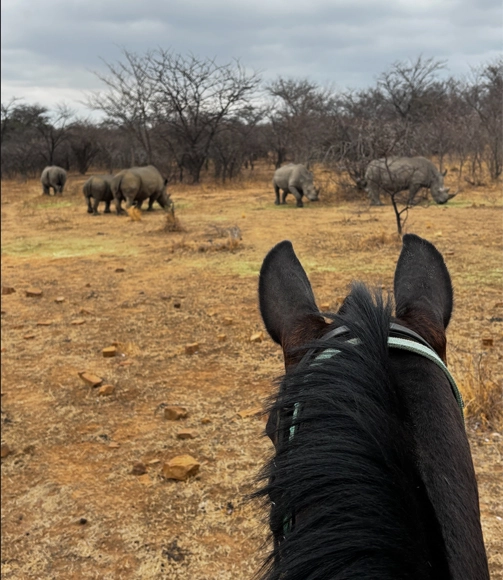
[55,296,65,303]
[23,334,35,340]
[164,406,188,421]
[71,319,85,326]
[250,331,264,343]
[217,334,227,342]
[25,288,43,297]
[185,342,199,355]
[177,429,198,440]
[36,320,52,326]
[222,317,233,326]
[162,455,200,481]
[102,346,117,358]
[78,372,103,388]
[97,384,115,396]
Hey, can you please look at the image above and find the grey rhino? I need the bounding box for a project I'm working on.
[41,166,67,195]
[111,165,172,215]
[364,157,456,206]
[273,164,319,208]
[83,175,115,215]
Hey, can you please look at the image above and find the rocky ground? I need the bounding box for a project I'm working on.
[1,169,502,578]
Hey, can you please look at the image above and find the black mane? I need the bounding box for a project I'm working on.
[255,283,448,580]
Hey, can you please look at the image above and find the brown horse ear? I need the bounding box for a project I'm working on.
[259,241,327,366]
[394,234,453,358]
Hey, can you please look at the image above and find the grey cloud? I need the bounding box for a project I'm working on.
[1,0,501,111]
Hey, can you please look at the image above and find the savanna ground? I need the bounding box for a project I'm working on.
[1,166,502,579]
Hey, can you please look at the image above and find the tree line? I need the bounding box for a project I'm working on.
[1,51,501,187]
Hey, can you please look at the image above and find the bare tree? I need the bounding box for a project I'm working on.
[87,50,157,165]
[36,103,74,165]
[463,58,503,180]
[148,50,261,182]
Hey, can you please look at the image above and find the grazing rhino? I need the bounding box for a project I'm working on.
[83,175,115,215]
[41,166,67,195]
[364,157,456,206]
[111,165,172,215]
[273,164,319,208]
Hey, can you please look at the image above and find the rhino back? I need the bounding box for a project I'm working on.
[273,164,295,189]
[289,164,313,187]
[130,165,164,197]
[85,175,114,199]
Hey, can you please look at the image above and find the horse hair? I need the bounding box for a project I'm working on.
[254,283,449,580]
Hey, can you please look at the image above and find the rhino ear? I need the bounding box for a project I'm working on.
[259,241,327,364]
[394,234,453,358]
[442,169,447,177]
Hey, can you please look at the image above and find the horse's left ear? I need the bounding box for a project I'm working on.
[259,241,327,366]
[394,234,453,358]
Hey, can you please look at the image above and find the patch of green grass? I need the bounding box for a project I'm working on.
[2,236,139,258]
[30,200,76,210]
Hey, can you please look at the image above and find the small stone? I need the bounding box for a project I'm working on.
[201,418,211,425]
[237,407,262,419]
[36,320,52,326]
[102,346,117,358]
[25,288,43,298]
[147,458,161,465]
[23,334,35,340]
[164,406,188,421]
[177,429,198,440]
[2,286,16,295]
[162,454,200,481]
[79,308,94,315]
[108,442,120,449]
[217,334,227,342]
[481,338,493,347]
[79,517,87,525]
[173,302,181,309]
[115,268,125,273]
[55,296,65,303]
[320,303,331,311]
[131,461,147,475]
[137,473,153,486]
[97,384,115,396]
[185,342,199,355]
[78,372,103,388]
[1,443,11,458]
[222,317,233,326]
[250,331,264,343]
[118,360,133,367]
[71,319,85,326]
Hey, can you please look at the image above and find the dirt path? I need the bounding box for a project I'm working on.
[1,172,502,578]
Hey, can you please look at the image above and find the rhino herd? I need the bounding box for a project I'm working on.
[40,156,456,213]
[40,164,172,215]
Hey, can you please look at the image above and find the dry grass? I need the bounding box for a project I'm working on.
[163,207,186,232]
[1,171,502,579]
[127,207,142,221]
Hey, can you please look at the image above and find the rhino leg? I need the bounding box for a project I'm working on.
[114,197,125,215]
[104,200,111,214]
[43,184,50,195]
[274,184,281,205]
[86,196,94,214]
[289,186,304,208]
[408,185,421,205]
[92,197,101,215]
[281,189,289,204]
[147,197,155,211]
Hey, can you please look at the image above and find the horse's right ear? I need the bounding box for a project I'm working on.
[394,234,453,359]
[259,241,327,363]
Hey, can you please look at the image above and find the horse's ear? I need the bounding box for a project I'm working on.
[394,234,453,358]
[259,241,327,361]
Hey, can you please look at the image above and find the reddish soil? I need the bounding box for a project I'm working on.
[1,169,502,578]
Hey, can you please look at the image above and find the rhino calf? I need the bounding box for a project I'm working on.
[364,157,455,206]
[83,175,115,215]
[111,165,172,215]
[273,164,319,208]
[41,166,67,195]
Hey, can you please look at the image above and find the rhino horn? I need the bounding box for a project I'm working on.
[447,192,457,200]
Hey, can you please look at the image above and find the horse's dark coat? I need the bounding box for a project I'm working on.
[256,235,489,580]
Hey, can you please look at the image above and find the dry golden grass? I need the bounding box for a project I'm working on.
[1,169,502,578]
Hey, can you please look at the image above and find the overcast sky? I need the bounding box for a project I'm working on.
[2,0,502,118]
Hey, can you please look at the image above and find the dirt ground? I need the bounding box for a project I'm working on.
[1,168,502,579]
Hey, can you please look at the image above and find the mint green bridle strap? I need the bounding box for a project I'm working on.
[387,337,465,420]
